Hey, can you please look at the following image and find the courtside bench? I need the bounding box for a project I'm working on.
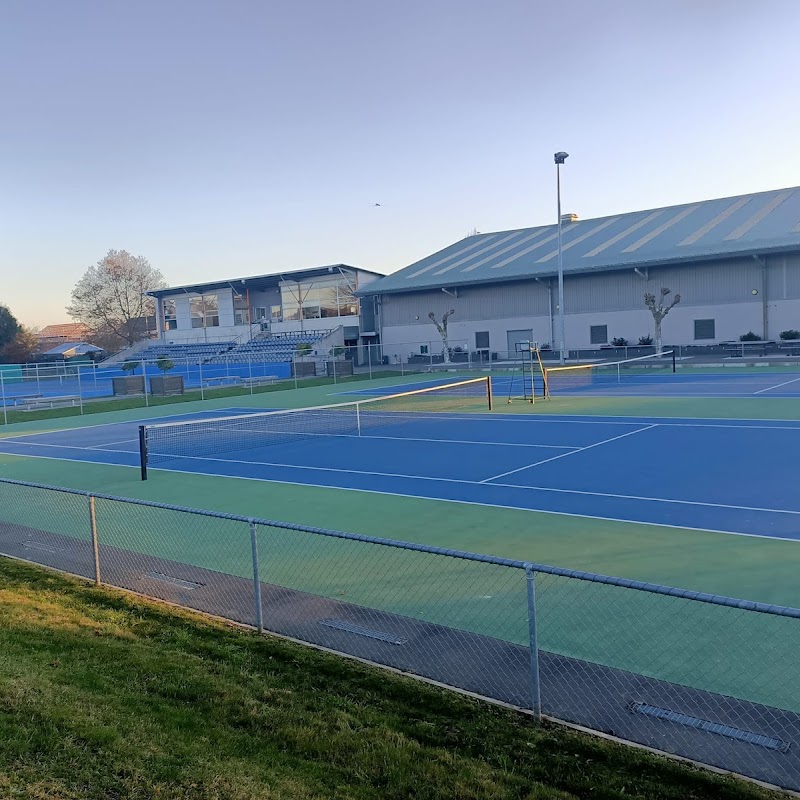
[240,375,278,387]
[18,395,80,411]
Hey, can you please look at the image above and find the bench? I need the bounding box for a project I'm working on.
[721,341,775,357]
[778,341,800,356]
[19,395,81,411]
[202,375,241,387]
[240,375,278,387]
[11,393,43,406]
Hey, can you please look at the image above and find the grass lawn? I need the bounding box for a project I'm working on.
[0,557,789,800]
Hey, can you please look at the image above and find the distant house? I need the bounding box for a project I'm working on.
[36,323,93,349]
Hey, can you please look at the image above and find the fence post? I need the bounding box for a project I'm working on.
[249,520,264,633]
[141,359,149,407]
[88,495,101,586]
[525,565,542,721]
[1,372,6,425]
[77,366,84,414]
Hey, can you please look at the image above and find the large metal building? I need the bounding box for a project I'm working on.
[359,186,800,358]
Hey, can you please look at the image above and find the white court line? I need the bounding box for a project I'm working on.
[2,451,799,542]
[87,438,139,449]
[479,425,658,483]
[753,376,800,395]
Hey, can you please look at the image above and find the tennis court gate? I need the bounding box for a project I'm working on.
[507,342,548,404]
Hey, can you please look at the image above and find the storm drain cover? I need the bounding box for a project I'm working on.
[629,701,790,752]
[320,618,407,645]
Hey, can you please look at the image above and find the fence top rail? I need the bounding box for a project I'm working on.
[1,475,799,620]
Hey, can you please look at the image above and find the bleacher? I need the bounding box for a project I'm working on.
[219,331,332,363]
[134,341,235,365]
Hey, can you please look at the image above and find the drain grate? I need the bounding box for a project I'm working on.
[23,540,64,554]
[320,618,407,645]
[628,701,790,752]
[144,572,204,590]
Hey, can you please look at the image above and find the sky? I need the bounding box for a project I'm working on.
[2,0,800,328]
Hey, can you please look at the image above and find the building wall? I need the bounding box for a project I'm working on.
[376,253,800,351]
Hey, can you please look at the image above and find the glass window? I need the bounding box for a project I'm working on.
[337,284,358,316]
[190,296,204,328]
[475,331,490,349]
[590,325,608,344]
[163,299,178,331]
[320,286,338,318]
[280,284,301,321]
[253,307,267,322]
[694,319,715,340]
[234,294,249,326]
[203,294,219,327]
[270,305,282,321]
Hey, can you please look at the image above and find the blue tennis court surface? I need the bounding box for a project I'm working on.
[341,370,800,398]
[2,404,799,541]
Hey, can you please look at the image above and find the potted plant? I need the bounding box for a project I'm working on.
[112,361,146,396]
[150,358,184,396]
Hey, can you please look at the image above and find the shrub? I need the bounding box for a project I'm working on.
[638,335,653,346]
[295,342,312,356]
[156,357,174,373]
[611,337,628,347]
[739,331,762,341]
[121,361,138,374]
[780,330,800,340]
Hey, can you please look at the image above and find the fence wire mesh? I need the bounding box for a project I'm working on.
[0,476,797,792]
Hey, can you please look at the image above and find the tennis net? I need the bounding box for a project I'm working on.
[543,351,676,396]
[139,376,492,479]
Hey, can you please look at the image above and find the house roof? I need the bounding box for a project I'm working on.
[359,186,800,295]
[37,323,92,340]
[147,264,384,299]
[43,342,105,356]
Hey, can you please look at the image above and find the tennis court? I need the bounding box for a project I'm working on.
[1,375,798,542]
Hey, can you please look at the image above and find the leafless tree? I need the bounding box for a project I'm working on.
[429,309,455,363]
[644,288,681,355]
[67,250,166,348]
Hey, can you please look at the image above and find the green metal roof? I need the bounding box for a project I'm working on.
[360,186,800,295]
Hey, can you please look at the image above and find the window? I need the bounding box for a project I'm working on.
[590,325,608,344]
[270,305,282,321]
[190,296,204,328]
[203,294,219,327]
[694,319,715,340]
[475,331,490,349]
[253,307,267,322]
[163,299,177,331]
[234,294,250,326]
[190,295,219,328]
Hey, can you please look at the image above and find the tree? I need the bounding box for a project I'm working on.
[0,305,20,351]
[67,250,166,348]
[428,309,455,363]
[1,326,38,364]
[644,288,681,355]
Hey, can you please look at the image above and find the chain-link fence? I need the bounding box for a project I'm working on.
[0,475,797,791]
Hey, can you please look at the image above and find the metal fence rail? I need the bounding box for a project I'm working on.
[0,475,797,792]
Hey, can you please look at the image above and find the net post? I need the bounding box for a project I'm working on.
[356,403,362,436]
[1,372,7,426]
[138,425,148,481]
[486,375,493,411]
[671,349,676,373]
[525,565,542,722]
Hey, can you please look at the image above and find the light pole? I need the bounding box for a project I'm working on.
[554,151,569,364]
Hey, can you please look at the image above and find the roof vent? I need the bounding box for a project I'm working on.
[560,213,579,223]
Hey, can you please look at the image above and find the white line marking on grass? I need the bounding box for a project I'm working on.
[479,425,658,483]
[3,451,800,543]
[753,376,800,394]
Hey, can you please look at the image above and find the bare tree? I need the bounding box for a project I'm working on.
[644,288,681,355]
[67,250,167,348]
[428,309,455,363]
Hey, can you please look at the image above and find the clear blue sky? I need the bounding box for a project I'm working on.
[2,0,799,327]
